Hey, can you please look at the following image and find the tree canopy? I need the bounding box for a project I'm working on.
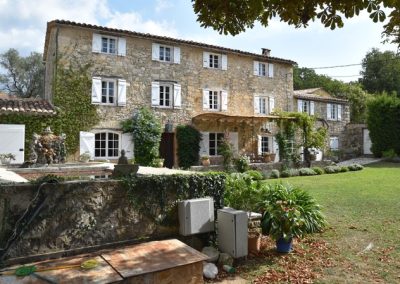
[192,0,399,45]
[0,49,45,98]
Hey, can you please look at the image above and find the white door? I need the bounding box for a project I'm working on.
[363,129,373,155]
[0,124,25,164]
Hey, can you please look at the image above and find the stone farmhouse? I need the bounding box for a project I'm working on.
[43,20,297,166]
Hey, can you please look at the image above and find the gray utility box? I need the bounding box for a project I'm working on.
[217,208,248,258]
[178,197,215,236]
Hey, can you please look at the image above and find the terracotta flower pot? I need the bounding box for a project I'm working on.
[202,159,210,166]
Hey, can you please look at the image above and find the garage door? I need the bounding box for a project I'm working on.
[363,129,372,155]
[0,124,25,164]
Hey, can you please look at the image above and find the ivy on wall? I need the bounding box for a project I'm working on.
[176,124,201,169]
[0,57,99,159]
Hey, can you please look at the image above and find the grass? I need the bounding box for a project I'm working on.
[258,162,400,283]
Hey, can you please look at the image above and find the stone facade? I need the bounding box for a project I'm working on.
[43,21,295,163]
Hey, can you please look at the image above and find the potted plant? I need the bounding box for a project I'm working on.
[0,153,16,165]
[263,153,272,163]
[79,151,91,163]
[201,155,210,166]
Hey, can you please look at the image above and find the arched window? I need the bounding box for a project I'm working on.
[94,132,120,158]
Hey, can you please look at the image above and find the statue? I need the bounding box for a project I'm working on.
[118,149,129,165]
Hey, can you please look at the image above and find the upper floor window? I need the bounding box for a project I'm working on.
[203,89,228,111]
[253,61,274,78]
[152,43,180,64]
[327,103,342,121]
[91,77,127,106]
[92,33,126,56]
[254,95,275,115]
[297,99,314,115]
[151,82,181,108]
[203,52,227,70]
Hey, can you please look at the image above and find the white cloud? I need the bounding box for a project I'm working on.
[155,0,173,13]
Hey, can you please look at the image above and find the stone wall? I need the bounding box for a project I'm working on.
[341,123,367,159]
[0,180,178,260]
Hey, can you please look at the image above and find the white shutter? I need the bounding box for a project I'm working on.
[310,101,315,115]
[221,90,228,111]
[173,46,181,64]
[337,104,342,121]
[268,63,274,78]
[327,103,332,120]
[200,132,209,155]
[173,83,182,108]
[121,133,134,159]
[254,96,260,114]
[152,43,160,60]
[203,89,209,110]
[92,33,102,53]
[230,132,239,154]
[253,61,259,76]
[257,135,262,155]
[151,82,160,106]
[118,37,126,56]
[297,99,303,112]
[203,52,209,67]
[91,77,102,104]
[269,97,275,114]
[273,136,279,162]
[221,54,228,70]
[79,131,95,159]
[117,79,127,106]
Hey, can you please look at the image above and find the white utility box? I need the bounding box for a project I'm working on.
[178,197,215,236]
[217,208,248,258]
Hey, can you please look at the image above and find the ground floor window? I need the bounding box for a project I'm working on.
[261,136,270,154]
[209,132,224,156]
[95,132,119,158]
[330,136,339,150]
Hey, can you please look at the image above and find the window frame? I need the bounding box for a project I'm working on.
[209,53,220,69]
[208,90,220,111]
[255,95,270,115]
[101,78,117,105]
[259,62,267,76]
[329,136,339,150]
[302,100,309,114]
[101,35,118,55]
[94,131,120,159]
[159,44,173,62]
[330,104,338,120]
[209,132,224,156]
[159,83,173,108]
[261,136,270,154]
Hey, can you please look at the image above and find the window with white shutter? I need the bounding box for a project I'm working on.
[203,52,226,70]
[117,37,126,56]
[91,77,102,104]
[173,83,182,108]
[202,89,228,111]
[268,63,274,78]
[92,33,126,56]
[173,47,181,64]
[151,82,182,108]
[254,95,274,114]
[221,90,228,111]
[327,103,341,120]
[330,137,339,150]
[117,79,127,106]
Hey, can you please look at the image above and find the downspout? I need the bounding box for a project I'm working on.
[52,25,60,104]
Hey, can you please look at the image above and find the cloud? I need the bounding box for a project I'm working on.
[155,0,173,13]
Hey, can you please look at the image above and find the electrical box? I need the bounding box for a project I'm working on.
[217,208,248,258]
[178,197,215,236]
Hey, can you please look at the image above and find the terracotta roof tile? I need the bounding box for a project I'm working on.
[0,98,57,116]
[293,88,348,103]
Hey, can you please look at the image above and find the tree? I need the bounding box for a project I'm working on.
[0,49,45,98]
[192,1,399,45]
[360,48,400,96]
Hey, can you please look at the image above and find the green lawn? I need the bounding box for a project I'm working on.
[262,162,400,283]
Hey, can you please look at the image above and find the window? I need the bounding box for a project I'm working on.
[327,103,342,121]
[259,97,267,114]
[159,45,172,62]
[330,104,337,120]
[95,132,119,158]
[330,137,339,150]
[254,95,274,115]
[101,80,116,104]
[209,54,220,68]
[209,133,224,156]
[261,136,270,154]
[159,84,171,107]
[101,36,116,54]
[208,90,219,110]
[297,99,314,115]
[302,100,309,113]
[259,62,266,76]
[254,61,274,77]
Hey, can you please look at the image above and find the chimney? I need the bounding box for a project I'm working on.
[261,48,271,56]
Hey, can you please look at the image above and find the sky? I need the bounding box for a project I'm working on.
[0,0,397,82]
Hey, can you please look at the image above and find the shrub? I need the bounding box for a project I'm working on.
[280,168,299,178]
[270,169,280,179]
[219,138,234,170]
[382,149,397,159]
[299,168,317,176]
[234,155,250,173]
[340,166,349,172]
[176,125,202,169]
[312,167,324,175]
[323,165,341,174]
[348,164,364,171]
[245,170,263,181]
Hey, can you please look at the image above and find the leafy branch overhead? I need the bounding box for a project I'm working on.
[192,0,399,45]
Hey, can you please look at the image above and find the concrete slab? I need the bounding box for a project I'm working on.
[0,167,28,184]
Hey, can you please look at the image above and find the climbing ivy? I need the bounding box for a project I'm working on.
[176,124,202,169]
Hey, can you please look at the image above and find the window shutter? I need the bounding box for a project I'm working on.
[268,63,274,78]
[269,97,275,114]
[297,99,303,112]
[151,82,160,106]
[173,46,181,64]
[257,135,262,155]
[221,90,228,111]
[310,101,315,115]
[253,61,259,76]
[79,131,95,159]
[203,52,209,68]
[91,77,102,104]
[200,132,209,156]
[152,43,160,60]
[327,103,332,120]
[118,37,126,56]
[254,96,260,114]
[203,89,209,110]
[221,54,228,70]
[337,104,342,121]
[173,83,182,108]
[273,136,279,162]
[117,79,127,106]
[121,133,134,159]
[92,33,102,53]
[230,132,239,154]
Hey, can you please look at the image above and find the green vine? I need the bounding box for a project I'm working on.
[176,124,202,169]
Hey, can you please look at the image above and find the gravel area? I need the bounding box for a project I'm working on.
[337,157,383,166]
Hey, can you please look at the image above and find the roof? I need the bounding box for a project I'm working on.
[0,98,57,116]
[44,20,296,66]
[293,88,348,103]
